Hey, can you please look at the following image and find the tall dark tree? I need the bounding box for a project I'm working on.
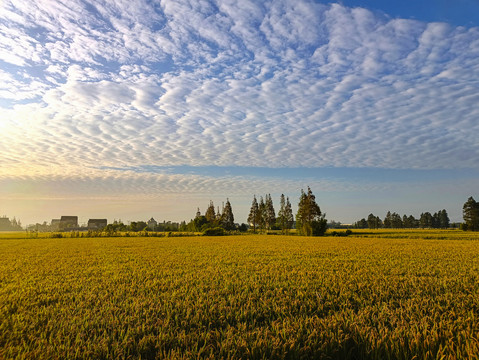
[355,218,368,228]
[391,212,402,228]
[384,211,392,228]
[258,196,266,231]
[247,196,259,233]
[277,194,294,233]
[438,209,450,229]
[408,215,418,228]
[264,194,276,230]
[463,197,479,231]
[285,197,294,233]
[420,212,433,228]
[205,201,216,223]
[221,198,235,230]
[277,194,287,233]
[367,213,381,229]
[296,187,327,236]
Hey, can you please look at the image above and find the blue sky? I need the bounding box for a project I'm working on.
[1,0,479,226]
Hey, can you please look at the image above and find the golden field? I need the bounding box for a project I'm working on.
[1,230,478,359]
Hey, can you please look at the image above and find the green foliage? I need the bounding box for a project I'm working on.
[205,200,216,223]
[463,196,479,231]
[264,194,276,230]
[277,194,294,234]
[1,232,478,359]
[247,195,259,233]
[329,229,353,237]
[220,199,235,230]
[296,187,327,236]
[202,227,225,236]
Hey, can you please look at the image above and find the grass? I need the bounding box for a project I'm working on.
[0,231,478,359]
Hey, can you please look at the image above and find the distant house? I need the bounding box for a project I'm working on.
[0,217,11,231]
[88,219,107,230]
[147,217,157,230]
[51,219,61,231]
[59,216,78,230]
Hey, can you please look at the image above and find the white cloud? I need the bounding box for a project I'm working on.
[1,0,479,187]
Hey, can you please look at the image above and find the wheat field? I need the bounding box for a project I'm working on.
[1,231,478,359]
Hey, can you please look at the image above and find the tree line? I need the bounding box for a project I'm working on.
[352,196,479,231]
[246,187,327,235]
[353,210,450,229]
[181,187,327,236]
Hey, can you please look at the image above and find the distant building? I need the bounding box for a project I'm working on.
[51,219,61,231]
[59,216,78,230]
[0,217,11,231]
[87,219,107,230]
[147,217,157,230]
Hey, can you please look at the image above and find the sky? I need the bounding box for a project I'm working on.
[1,0,479,227]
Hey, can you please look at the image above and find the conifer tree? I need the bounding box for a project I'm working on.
[205,201,216,223]
[247,196,259,233]
[264,194,276,230]
[277,194,287,233]
[384,211,392,228]
[296,187,326,236]
[221,198,235,230]
[285,197,294,231]
[463,197,479,231]
[367,213,378,229]
[258,196,266,231]
[439,209,450,229]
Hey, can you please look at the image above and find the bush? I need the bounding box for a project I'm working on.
[330,230,352,237]
[203,227,225,236]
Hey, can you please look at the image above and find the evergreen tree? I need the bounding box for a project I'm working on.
[277,195,294,233]
[258,196,266,231]
[367,213,378,229]
[391,212,402,228]
[277,194,287,234]
[247,196,259,233]
[205,201,216,223]
[264,194,276,230]
[432,212,440,228]
[408,215,418,228]
[221,198,235,230]
[296,187,327,236]
[463,197,479,231]
[355,218,367,228]
[384,211,392,228]
[285,197,294,232]
[439,209,450,229]
[420,212,433,228]
[376,216,382,228]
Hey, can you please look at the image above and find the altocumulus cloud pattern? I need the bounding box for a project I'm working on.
[1,0,479,199]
